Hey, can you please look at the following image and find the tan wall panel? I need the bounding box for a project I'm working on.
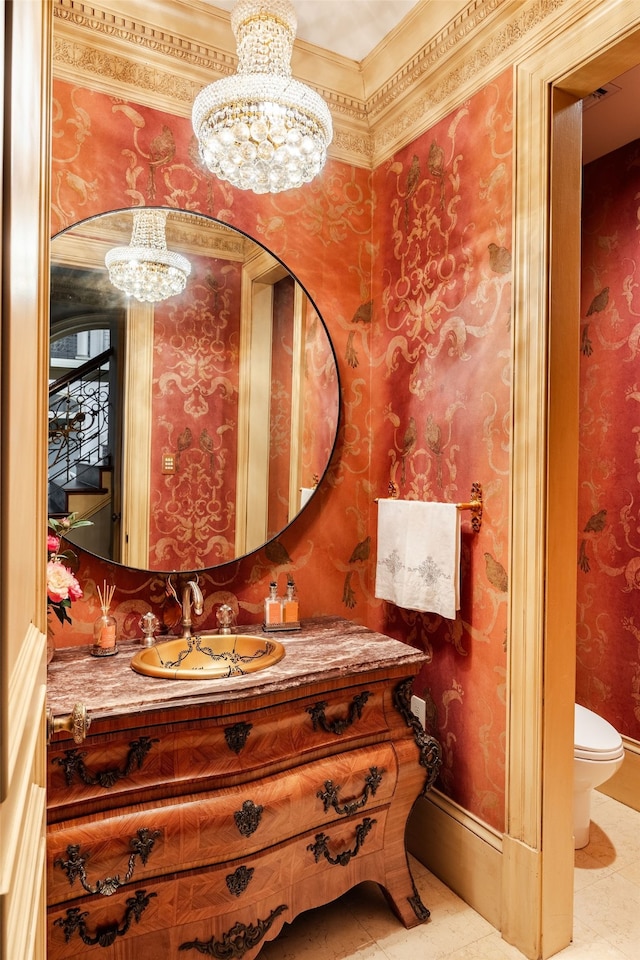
[599,742,640,811]
[1,2,52,957]
[407,791,503,930]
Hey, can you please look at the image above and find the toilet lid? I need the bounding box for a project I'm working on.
[574,703,624,761]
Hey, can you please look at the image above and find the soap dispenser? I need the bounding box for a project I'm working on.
[263,581,283,628]
[283,578,299,625]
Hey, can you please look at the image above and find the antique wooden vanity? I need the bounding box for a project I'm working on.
[46,617,441,959]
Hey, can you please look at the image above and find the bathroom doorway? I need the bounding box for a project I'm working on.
[541,15,640,954]
[550,37,640,788]
[501,11,640,956]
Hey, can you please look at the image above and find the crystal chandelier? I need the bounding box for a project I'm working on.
[105,209,191,303]
[192,0,333,194]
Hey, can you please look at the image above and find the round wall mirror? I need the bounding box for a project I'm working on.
[49,208,340,573]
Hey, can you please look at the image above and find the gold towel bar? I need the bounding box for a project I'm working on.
[374,481,483,533]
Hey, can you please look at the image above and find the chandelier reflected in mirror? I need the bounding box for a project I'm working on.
[192,0,333,194]
[105,209,191,303]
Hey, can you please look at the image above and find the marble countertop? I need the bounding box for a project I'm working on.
[47,616,427,721]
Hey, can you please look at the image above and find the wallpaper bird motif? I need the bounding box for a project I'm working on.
[369,74,512,823]
[148,254,242,569]
[578,137,640,740]
[49,71,513,832]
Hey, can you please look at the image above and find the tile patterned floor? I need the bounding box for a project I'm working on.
[260,792,640,959]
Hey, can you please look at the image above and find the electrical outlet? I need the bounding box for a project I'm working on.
[410,694,426,729]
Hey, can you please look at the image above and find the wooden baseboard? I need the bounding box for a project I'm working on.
[406,789,503,930]
[597,739,640,811]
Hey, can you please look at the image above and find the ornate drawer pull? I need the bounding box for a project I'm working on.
[51,736,159,788]
[234,799,263,837]
[179,903,287,957]
[317,766,383,816]
[54,828,161,896]
[224,721,252,755]
[307,817,376,866]
[53,888,156,947]
[225,865,254,897]
[306,691,371,735]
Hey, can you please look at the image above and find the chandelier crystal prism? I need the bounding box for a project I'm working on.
[192,0,333,194]
[105,209,191,303]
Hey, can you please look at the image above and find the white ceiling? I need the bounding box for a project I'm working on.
[208,0,421,61]
[582,62,640,164]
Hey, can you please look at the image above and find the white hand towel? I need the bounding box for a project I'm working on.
[375,499,460,618]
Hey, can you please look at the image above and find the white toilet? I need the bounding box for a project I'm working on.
[573,703,624,849]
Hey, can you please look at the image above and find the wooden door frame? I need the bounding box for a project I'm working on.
[0,2,52,958]
[506,4,640,957]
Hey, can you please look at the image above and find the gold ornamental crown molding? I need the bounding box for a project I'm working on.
[369,0,573,166]
[53,0,574,170]
[52,0,372,166]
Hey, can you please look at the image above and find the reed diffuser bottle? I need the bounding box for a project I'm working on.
[91,580,118,656]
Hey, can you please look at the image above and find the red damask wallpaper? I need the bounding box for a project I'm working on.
[149,253,242,569]
[49,71,513,831]
[300,299,338,493]
[578,138,640,740]
[369,75,513,823]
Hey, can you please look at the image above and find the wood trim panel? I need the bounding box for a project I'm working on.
[121,302,153,568]
[5,625,47,786]
[407,790,502,930]
[1,1,52,957]
[5,781,47,960]
[599,741,640,812]
[288,284,305,521]
[0,631,47,888]
[235,250,286,556]
[505,2,640,957]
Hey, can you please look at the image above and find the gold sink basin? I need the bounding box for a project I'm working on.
[130,633,285,680]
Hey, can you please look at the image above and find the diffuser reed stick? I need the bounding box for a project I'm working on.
[96,580,115,615]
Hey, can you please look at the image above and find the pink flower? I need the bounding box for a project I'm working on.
[47,560,83,604]
[68,577,83,601]
[47,534,60,554]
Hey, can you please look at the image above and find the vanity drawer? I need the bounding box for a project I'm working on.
[47,808,390,960]
[48,682,399,820]
[47,742,398,906]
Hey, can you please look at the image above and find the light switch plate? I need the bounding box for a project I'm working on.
[410,694,426,729]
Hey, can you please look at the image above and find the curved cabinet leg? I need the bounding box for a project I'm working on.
[379,861,431,929]
[375,733,434,929]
